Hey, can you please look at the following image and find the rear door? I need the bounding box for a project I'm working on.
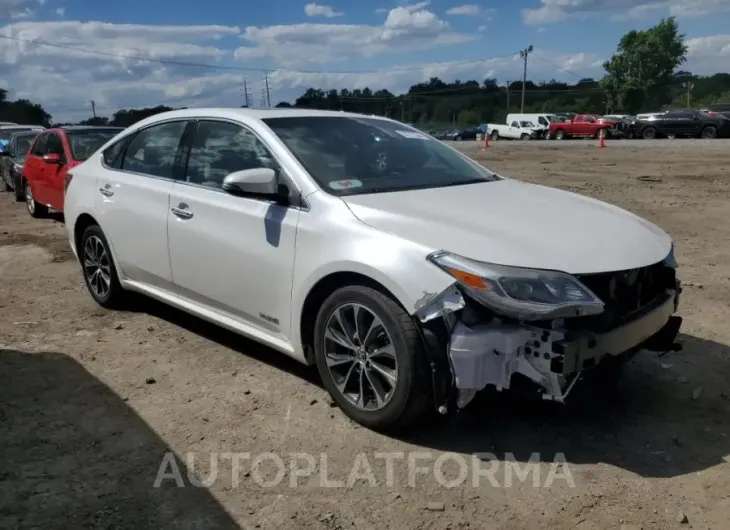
[94,119,189,289]
[24,132,48,198]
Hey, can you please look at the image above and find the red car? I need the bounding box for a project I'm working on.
[23,126,123,217]
[547,114,619,140]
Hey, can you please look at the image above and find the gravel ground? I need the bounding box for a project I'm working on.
[448,137,730,150]
[1,142,729,530]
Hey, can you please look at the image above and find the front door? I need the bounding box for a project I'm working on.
[167,119,300,342]
[42,132,69,210]
[94,120,189,289]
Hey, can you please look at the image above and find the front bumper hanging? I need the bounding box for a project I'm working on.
[415,283,682,413]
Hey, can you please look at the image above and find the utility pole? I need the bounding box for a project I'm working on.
[261,88,267,108]
[264,74,271,108]
[90,100,96,118]
[519,45,533,113]
[242,79,251,107]
[682,80,695,108]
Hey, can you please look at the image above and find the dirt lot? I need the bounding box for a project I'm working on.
[1,143,729,530]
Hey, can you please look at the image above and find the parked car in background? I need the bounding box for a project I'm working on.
[708,103,730,119]
[63,107,682,432]
[547,114,619,140]
[487,120,542,140]
[507,113,558,130]
[450,127,481,141]
[1,130,40,201]
[631,109,730,139]
[23,126,123,217]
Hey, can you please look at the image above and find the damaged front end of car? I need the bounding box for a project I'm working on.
[412,247,683,414]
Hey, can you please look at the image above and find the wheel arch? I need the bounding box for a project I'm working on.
[73,213,100,255]
[298,270,410,364]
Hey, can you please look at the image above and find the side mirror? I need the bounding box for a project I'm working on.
[43,153,61,164]
[222,167,278,197]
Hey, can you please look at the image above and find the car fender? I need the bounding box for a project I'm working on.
[289,192,455,356]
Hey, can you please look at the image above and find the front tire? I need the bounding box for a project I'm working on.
[491,130,499,141]
[313,285,431,431]
[79,225,126,309]
[554,129,566,140]
[701,126,717,139]
[24,179,48,218]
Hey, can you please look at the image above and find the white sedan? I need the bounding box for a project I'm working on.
[63,108,683,431]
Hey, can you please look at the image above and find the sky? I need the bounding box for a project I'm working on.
[1,0,729,122]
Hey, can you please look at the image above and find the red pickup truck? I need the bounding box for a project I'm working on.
[548,114,618,140]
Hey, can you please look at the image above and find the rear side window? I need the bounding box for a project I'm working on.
[121,121,187,179]
[31,133,48,156]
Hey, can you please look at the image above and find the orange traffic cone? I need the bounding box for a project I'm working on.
[599,134,606,148]
[483,134,489,149]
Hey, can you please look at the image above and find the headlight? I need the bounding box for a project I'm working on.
[427,251,604,321]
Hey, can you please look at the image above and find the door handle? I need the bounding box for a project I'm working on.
[171,203,194,219]
[99,184,114,197]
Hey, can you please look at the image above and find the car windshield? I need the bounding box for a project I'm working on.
[263,116,498,196]
[67,130,121,161]
[520,121,535,127]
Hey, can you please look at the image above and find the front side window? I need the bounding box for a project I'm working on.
[45,133,66,162]
[67,129,122,161]
[31,133,48,156]
[121,121,187,178]
[183,120,278,188]
[263,116,497,197]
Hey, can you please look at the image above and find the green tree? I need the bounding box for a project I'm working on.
[600,17,688,114]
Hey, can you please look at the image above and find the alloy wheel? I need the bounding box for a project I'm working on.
[323,303,398,411]
[25,183,34,214]
[83,235,112,299]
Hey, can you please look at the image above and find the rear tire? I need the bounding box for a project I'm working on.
[79,224,127,309]
[701,126,717,139]
[313,285,432,432]
[24,179,48,218]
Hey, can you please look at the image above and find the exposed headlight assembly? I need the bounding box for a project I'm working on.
[427,251,604,321]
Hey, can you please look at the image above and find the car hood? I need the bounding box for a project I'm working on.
[341,179,672,275]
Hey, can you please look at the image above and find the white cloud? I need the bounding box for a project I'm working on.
[55,7,65,16]
[446,5,481,16]
[304,3,343,18]
[0,17,728,123]
[523,0,730,25]
[234,4,470,66]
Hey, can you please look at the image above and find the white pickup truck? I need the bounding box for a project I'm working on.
[486,120,544,141]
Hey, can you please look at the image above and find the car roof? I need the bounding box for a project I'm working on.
[0,124,45,130]
[130,107,393,130]
[59,125,125,131]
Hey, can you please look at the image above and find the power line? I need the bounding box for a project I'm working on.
[532,52,588,81]
[0,34,520,75]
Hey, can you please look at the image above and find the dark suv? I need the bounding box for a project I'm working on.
[1,130,41,201]
[631,109,730,139]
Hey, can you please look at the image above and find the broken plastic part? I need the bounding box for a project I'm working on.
[448,319,569,400]
[456,389,478,409]
[414,285,465,323]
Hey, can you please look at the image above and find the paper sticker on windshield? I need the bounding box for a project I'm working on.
[395,130,428,140]
[329,179,362,190]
